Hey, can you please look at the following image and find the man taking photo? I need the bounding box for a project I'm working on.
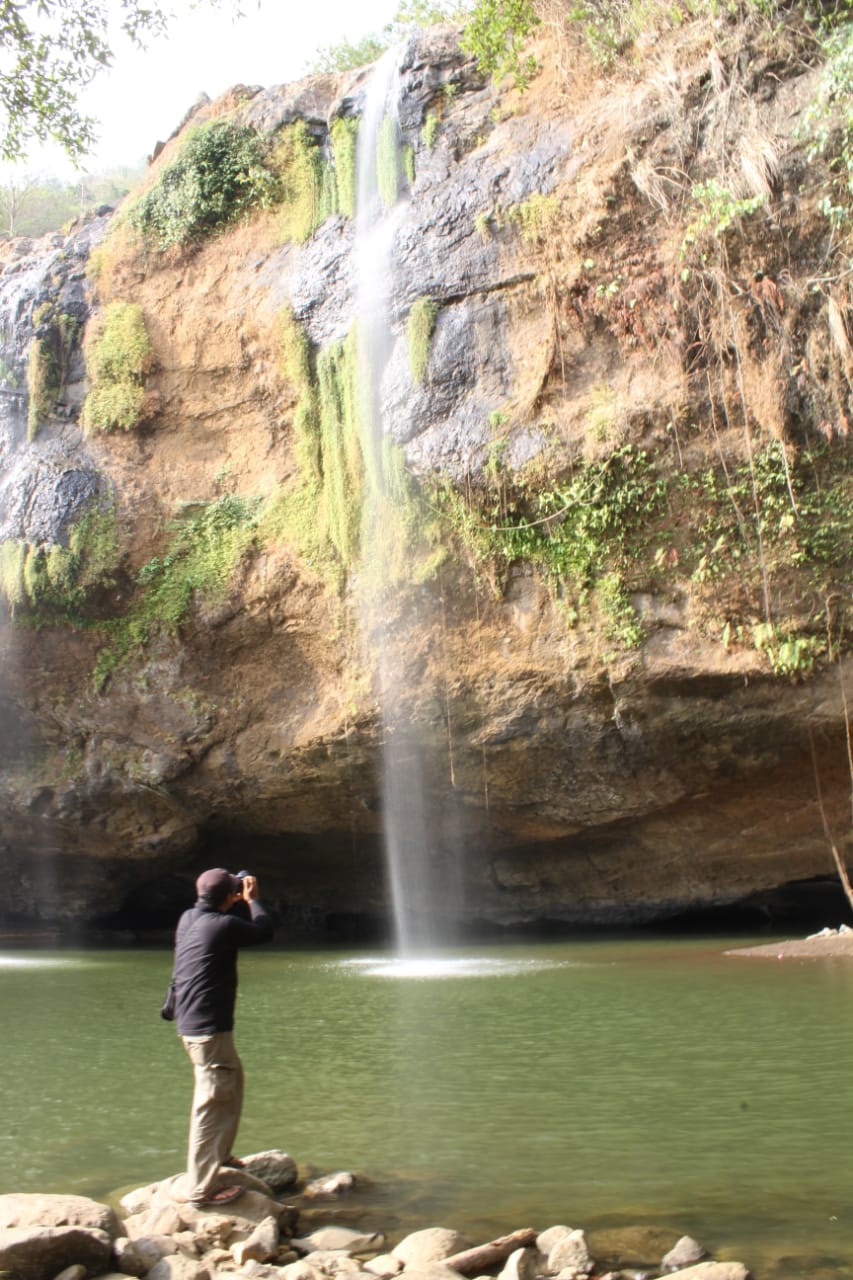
[171,867,274,1207]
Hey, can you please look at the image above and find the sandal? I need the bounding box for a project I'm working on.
[194,1184,245,1207]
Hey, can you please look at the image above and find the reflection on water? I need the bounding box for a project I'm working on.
[0,936,852,1280]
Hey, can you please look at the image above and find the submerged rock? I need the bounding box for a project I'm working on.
[391,1227,469,1266]
[663,1236,709,1271]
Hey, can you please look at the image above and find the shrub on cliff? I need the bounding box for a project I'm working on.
[0,506,121,621]
[407,297,438,383]
[129,120,278,249]
[81,301,152,435]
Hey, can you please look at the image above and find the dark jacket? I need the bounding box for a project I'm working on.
[173,898,274,1036]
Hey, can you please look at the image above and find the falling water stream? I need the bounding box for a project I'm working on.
[354,49,461,959]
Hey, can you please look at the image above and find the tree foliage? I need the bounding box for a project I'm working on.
[460,0,540,88]
[0,166,142,236]
[307,0,471,73]
[309,34,390,74]
[128,120,277,248]
[0,0,227,162]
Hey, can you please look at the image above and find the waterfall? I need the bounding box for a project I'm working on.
[353,49,459,955]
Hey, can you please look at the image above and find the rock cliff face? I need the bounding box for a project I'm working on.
[1,16,853,937]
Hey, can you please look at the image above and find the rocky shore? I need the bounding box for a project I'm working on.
[725,925,853,960]
[0,1149,754,1280]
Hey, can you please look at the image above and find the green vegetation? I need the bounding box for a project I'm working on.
[81,301,152,435]
[275,121,337,243]
[269,308,357,582]
[307,0,472,73]
[597,570,644,650]
[421,112,440,149]
[316,335,363,567]
[0,540,26,612]
[331,116,359,219]
[26,338,57,442]
[682,179,768,252]
[407,297,439,383]
[427,430,853,666]
[434,443,666,600]
[309,34,389,73]
[93,495,259,690]
[509,193,561,242]
[0,0,226,161]
[269,307,439,591]
[129,120,278,249]
[751,622,824,677]
[460,0,540,89]
[0,505,120,621]
[686,441,853,587]
[801,14,853,229]
[26,312,78,441]
[377,114,403,208]
[0,166,143,239]
[562,0,792,67]
[474,210,492,240]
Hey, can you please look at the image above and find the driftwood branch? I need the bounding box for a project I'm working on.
[444,1229,538,1275]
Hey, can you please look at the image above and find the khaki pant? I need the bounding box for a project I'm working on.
[181,1031,244,1202]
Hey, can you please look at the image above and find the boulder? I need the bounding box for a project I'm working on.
[304,1172,358,1197]
[128,1201,184,1239]
[279,1261,327,1280]
[242,1149,299,1190]
[392,1228,468,1266]
[536,1228,574,1256]
[232,1214,280,1265]
[298,1249,364,1275]
[363,1255,404,1277]
[498,1246,541,1280]
[294,1227,384,1255]
[0,1224,112,1280]
[585,1225,680,1268]
[546,1229,593,1278]
[400,1266,467,1280]
[112,1234,152,1276]
[662,1237,708,1271]
[237,1260,283,1279]
[0,1193,121,1237]
[145,1255,211,1280]
[119,1182,162,1218]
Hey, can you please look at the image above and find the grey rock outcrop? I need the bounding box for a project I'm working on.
[0,1223,112,1280]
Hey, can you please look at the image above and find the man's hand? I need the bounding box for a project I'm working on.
[241,874,259,902]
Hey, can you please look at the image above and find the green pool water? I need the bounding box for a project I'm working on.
[1,936,850,1277]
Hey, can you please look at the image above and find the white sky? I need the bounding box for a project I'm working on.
[23,0,403,178]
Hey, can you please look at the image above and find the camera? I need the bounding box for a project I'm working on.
[234,870,251,891]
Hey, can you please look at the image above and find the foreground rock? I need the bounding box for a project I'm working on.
[0,1151,757,1280]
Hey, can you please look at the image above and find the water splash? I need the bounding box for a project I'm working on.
[338,955,575,979]
[0,954,90,968]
